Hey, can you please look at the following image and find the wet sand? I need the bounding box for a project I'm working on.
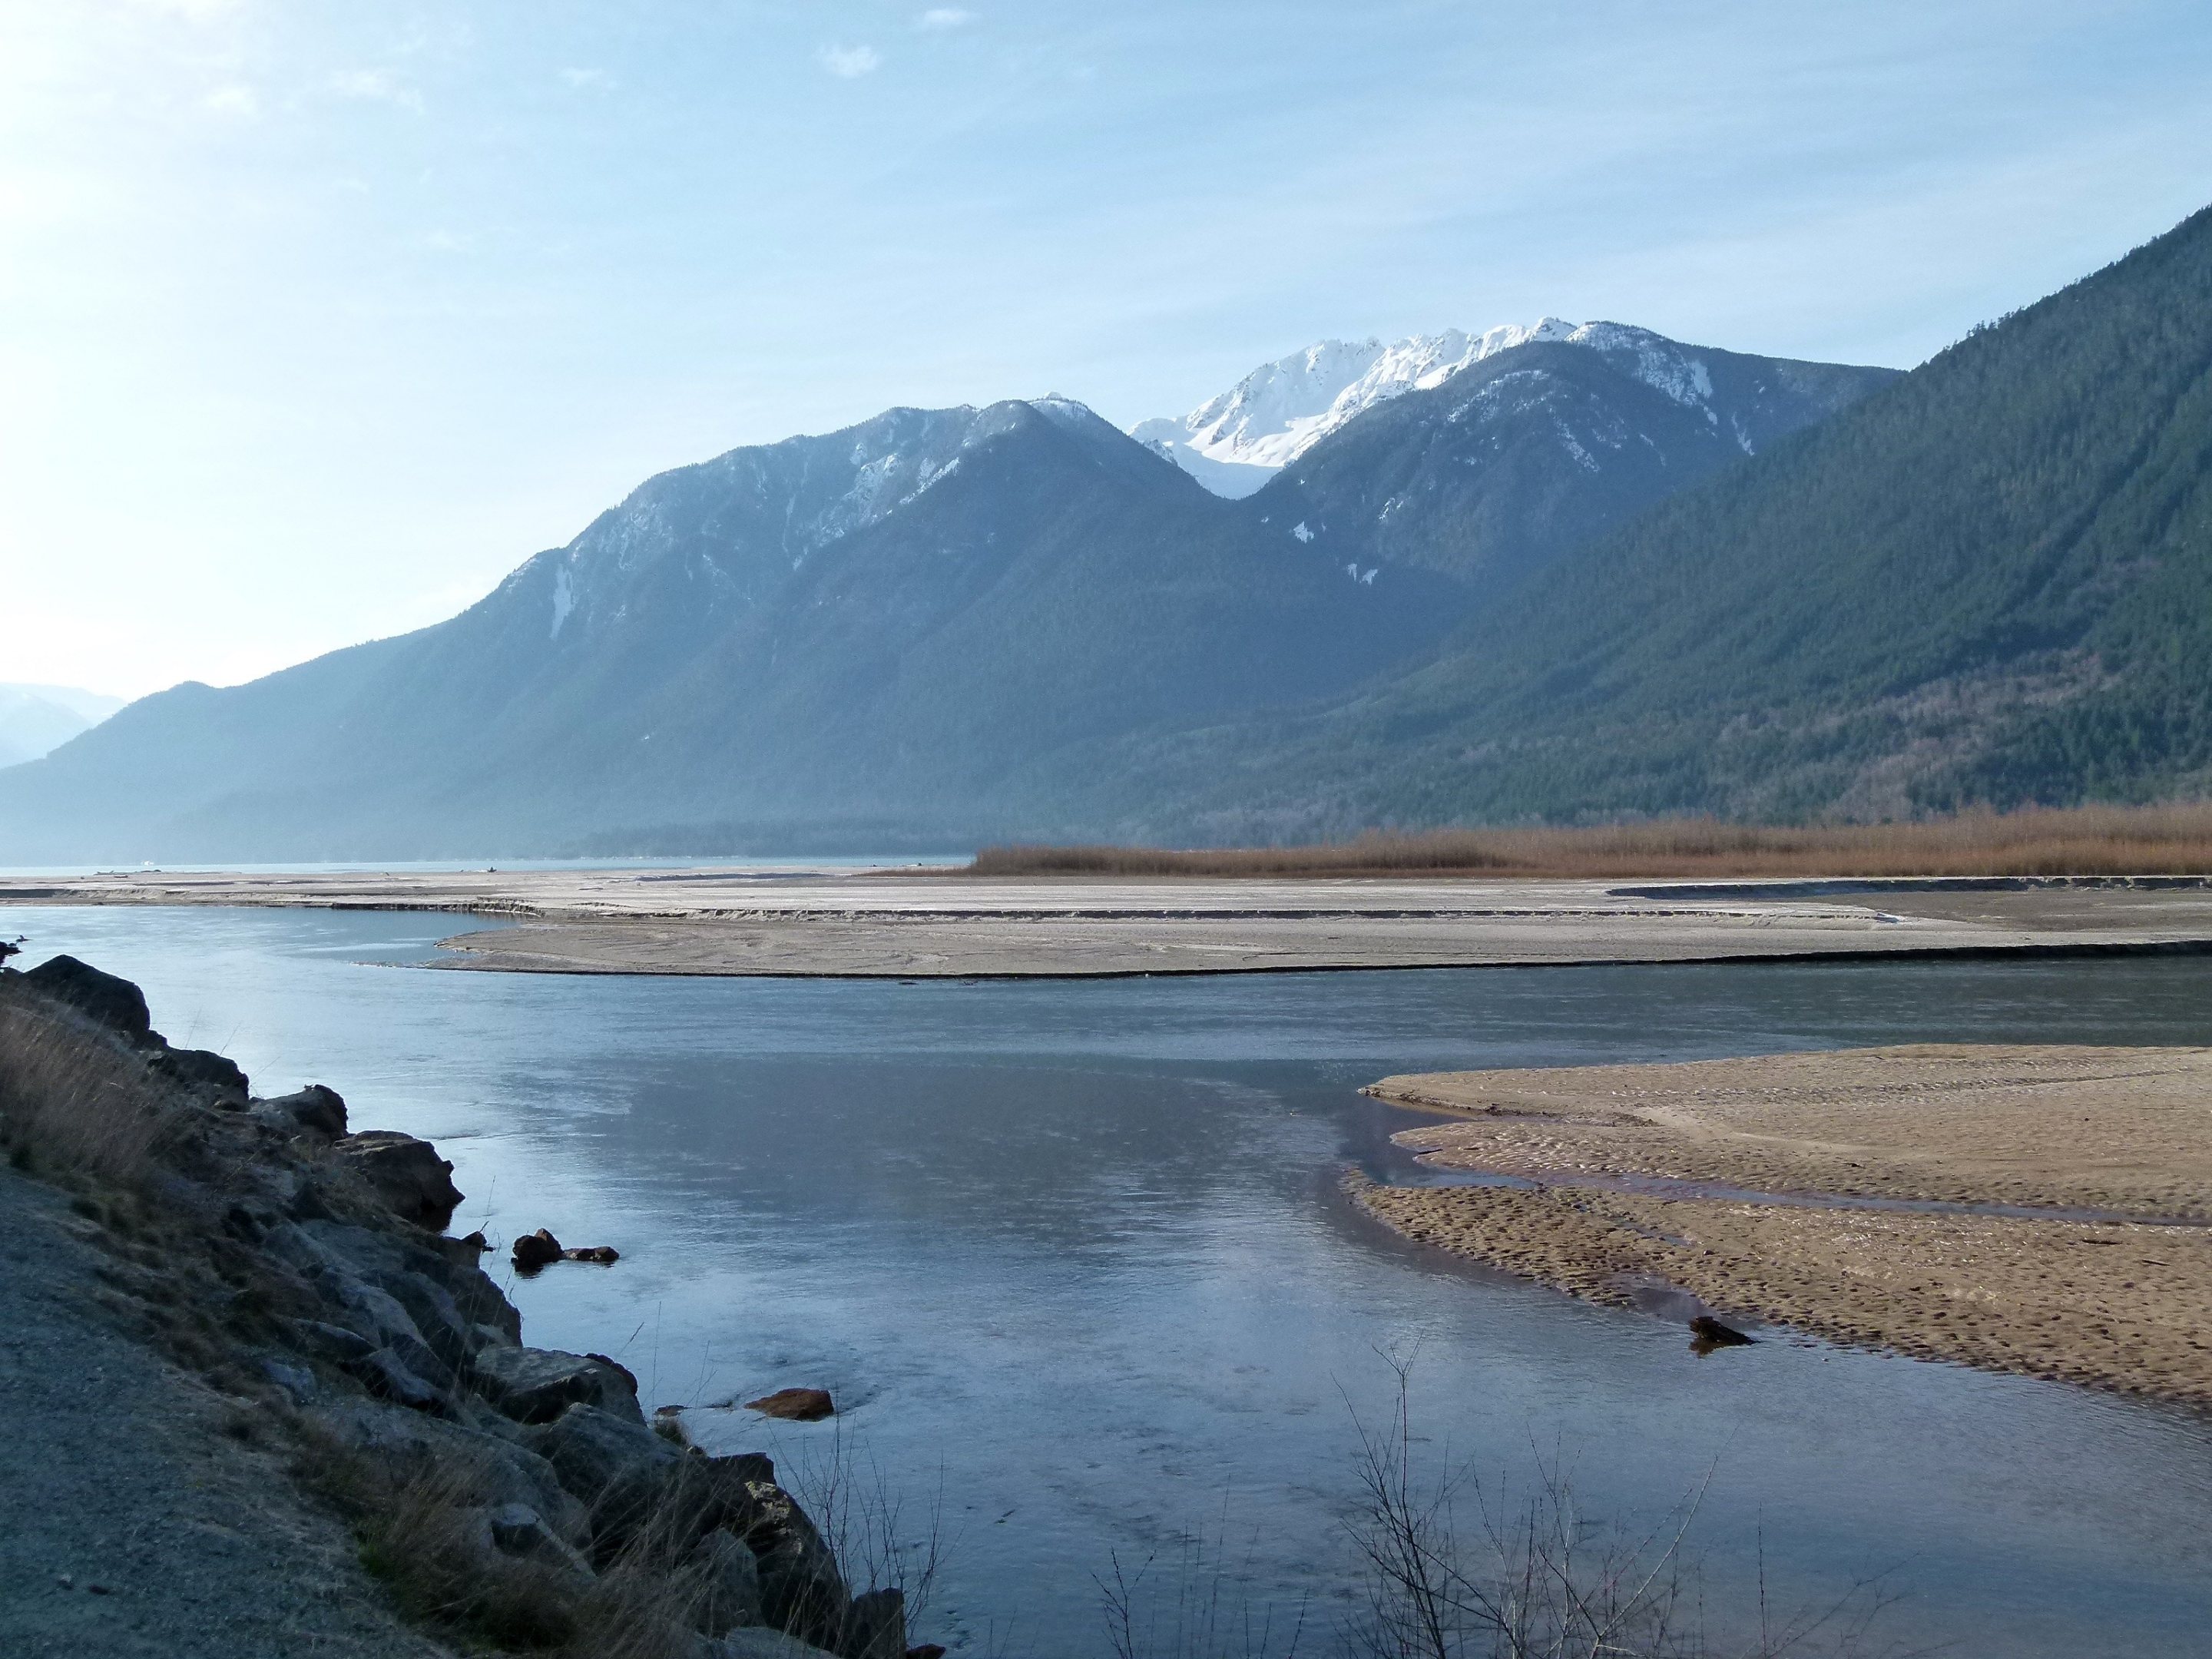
[1356,1045,2212,1406]
[5,869,2211,977]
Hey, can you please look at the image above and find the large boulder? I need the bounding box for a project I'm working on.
[710,1633,845,1659]
[153,1045,250,1105]
[22,955,151,1043]
[343,1345,448,1412]
[480,1502,595,1581]
[840,1588,906,1659]
[260,1084,347,1138]
[472,1346,641,1426]
[336,1131,464,1229]
[524,1402,684,1558]
[735,1475,847,1646]
[691,1528,766,1635]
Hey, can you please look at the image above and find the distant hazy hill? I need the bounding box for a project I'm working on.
[0,685,124,771]
[0,401,1451,858]
[0,324,1893,861]
[1099,204,2212,837]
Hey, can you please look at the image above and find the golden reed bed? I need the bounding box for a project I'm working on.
[971,802,2212,880]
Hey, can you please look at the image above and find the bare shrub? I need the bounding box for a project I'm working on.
[1341,1365,1912,1659]
[1096,1502,1311,1659]
[972,801,2212,880]
[0,994,181,1186]
[782,1421,948,1635]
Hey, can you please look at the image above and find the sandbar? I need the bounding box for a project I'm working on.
[1356,1045,2212,1406]
[4,869,2211,977]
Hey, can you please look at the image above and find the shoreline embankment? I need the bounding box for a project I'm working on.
[0,954,926,1659]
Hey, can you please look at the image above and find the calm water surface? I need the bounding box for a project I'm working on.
[8,905,2211,1657]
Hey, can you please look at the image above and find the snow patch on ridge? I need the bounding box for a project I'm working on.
[550,565,575,639]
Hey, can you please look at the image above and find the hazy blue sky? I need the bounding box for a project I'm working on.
[5,1,2210,697]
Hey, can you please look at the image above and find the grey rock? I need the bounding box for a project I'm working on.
[22,954,151,1043]
[472,1346,641,1426]
[259,1358,316,1403]
[484,1502,595,1580]
[301,1266,455,1390]
[335,1131,464,1230]
[525,1402,682,1558]
[839,1588,906,1659]
[691,1527,765,1635]
[377,1270,476,1371]
[525,1402,678,1502]
[153,1045,250,1105]
[260,1084,347,1138]
[286,1318,376,1363]
[709,1630,846,1659]
[343,1345,445,1412]
[737,1479,847,1647]
[306,1401,591,1548]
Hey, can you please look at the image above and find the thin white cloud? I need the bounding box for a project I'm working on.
[918,8,977,28]
[329,68,423,110]
[127,0,245,21]
[203,84,259,118]
[818,44,882,79]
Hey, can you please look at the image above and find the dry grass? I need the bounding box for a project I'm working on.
[0,992,183,1186]
[303,1431,720,1658]
[970,803,2212,881]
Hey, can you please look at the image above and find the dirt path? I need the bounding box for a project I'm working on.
[0,1167,450,1658]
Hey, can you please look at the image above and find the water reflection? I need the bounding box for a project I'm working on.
[7,903,2210,1657]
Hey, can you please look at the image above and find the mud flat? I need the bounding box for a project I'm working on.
[7,869,2212,977]
[1356,1045,2212,1406]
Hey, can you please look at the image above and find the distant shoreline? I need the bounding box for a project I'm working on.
[7,868,2212,977]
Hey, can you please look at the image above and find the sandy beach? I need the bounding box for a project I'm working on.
[4,868,2211,976]
[1356,1045,2212,1407]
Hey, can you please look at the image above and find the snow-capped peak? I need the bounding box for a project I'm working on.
[1133,320,1710,498]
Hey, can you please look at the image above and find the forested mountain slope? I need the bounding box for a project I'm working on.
[1102,204,2212,836]
[1251,332,1891,588]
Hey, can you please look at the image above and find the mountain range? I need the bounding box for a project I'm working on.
[1073,203,2212,839]
[3,203,2206,859]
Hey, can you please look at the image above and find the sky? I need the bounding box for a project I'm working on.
[4,2,2210,700]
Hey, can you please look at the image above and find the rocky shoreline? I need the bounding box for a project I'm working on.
[0,954,933,1659]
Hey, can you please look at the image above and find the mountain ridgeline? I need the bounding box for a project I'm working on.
[6,204,2207,860]
[1089,202,2212,839]
[0,322,1893,859]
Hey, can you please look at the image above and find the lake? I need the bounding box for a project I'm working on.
[8,902,2210,1657]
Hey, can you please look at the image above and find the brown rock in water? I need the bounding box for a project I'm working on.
[1689,1315,1754,1350]
[744,1386,835,1422]
[563,1244,621,1264]
[512,1228,563,1272]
